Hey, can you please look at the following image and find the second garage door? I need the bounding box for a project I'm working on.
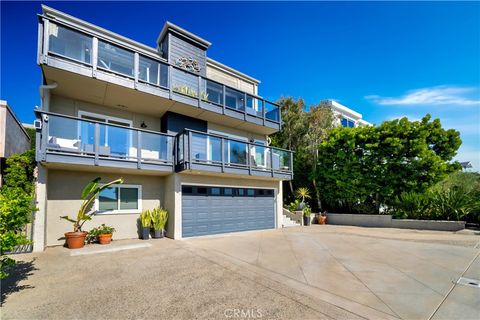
[182,185,275,237]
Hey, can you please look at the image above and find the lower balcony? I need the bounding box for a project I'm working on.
[35,111,174,173]
[175,129,293,180]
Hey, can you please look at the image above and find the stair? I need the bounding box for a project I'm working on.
[282,215,300,228]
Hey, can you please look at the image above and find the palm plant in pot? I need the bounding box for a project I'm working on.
[60,177,123,249]
[88,224,116,245]
[140,209,152,240]
[151,207,168,238]
[295,187,311,210]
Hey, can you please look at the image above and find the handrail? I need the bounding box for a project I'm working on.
[35,110,175,137]
[178,128,293,154]
[39,15,281,110]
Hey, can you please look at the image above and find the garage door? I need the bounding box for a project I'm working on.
[182,185,275,237]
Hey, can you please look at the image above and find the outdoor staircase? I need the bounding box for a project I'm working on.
[282,209,301,227]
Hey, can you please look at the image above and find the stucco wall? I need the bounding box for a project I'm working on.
[0,101,30,158]
[50,95,162,132]
[46,169,166,246]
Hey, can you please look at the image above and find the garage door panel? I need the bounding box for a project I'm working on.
[182,186,275,237]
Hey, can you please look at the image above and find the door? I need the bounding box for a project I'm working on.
[182,185,275,237]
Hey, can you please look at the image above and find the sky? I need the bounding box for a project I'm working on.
[1,1,479,171]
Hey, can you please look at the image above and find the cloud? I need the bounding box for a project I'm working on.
[365,86,480,106]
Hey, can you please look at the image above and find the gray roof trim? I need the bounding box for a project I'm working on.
[207,58,260,84]
[41,5,160,57]
[157,21,211,48]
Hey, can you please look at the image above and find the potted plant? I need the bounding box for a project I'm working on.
[89,224,116,245]
[317,210,327,225]
[151,207,168,238]
[295,187,311,210]
[140,209,152,240]
[60,177,123,249]
[303,205,312,226]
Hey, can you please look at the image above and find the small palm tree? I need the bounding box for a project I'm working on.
[295,187,311,203]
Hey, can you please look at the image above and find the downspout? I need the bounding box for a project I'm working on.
[39,82,57,111]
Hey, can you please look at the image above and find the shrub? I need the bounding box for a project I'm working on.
[392,192,431,219]
[430,186,479,221]
[0,150,37,279]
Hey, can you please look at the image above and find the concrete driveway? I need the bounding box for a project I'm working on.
[2,226,479,320]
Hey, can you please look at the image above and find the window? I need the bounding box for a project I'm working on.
[341,118,355,128]
[96,185,141,214]
[182,186,274,198]
[97,41,134,77]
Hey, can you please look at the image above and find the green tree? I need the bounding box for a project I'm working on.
[315,115,462,213]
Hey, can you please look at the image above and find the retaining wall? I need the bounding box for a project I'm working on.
[326,213,465,232]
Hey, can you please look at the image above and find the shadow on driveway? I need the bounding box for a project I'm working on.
[1,259,37,305]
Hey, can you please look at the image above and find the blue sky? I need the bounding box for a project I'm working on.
[1,1,479,170]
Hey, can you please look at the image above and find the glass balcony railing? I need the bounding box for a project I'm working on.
[41,19,281,125]
[176,129,293,174]
[42,113,174,164]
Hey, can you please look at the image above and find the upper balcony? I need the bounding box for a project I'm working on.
[37,9,281,135]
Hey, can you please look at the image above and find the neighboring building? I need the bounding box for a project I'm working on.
[33,6,293,250]
[0,100,31,186]
[323,100,371,128]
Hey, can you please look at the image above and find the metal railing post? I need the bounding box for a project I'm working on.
[134,52,139,89]
[41,19,49,64]
[270,147,274,177]
[94,122,100,166]
[243,93,247,120]
[221,137,225,173]
[247,143,251,175]
[222,85,226,114]
[137,131,142,169]
[197,76,202,107]
[40,115,49,161]
[168,65,173,99]
[187,131,192,170]
[92,37,98,78]
[262,100,266,126]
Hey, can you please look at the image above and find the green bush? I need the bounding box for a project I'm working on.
[0,150,37,279]
[392,191,431,220]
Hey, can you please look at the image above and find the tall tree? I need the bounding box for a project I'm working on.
[315,115,462,213]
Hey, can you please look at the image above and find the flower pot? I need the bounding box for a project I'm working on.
[98,233,113,245]
[303,216,311,226]
[64,231,87,249]
[153,229,164,239]
[318,216,327,225]
[142,227,150,240]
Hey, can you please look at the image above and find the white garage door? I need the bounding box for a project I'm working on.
[182,185,275,237]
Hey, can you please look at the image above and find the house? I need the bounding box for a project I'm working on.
[0,100,31,186]
[322,100,371,128]
[32,5,293,251]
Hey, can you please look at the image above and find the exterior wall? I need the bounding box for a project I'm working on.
[49,95,162,132]
[161,111,207,135]
[168,173,283,239]
[208,122,266,142]
[206,62,258,95]
[169,33,207,77]
[45,169,166,246]
[0,101,31,158]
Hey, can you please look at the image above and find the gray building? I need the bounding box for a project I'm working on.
[33,5,293,251]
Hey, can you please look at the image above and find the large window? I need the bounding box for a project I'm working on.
[138,55,168,88]
[96,185,142,214]
[341,118,355,128]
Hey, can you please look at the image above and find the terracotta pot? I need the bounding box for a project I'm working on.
[64,231,87,249]
[318,216,327,225]
[98,233,113,245]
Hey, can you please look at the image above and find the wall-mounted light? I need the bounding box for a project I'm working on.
[140,121,147,128]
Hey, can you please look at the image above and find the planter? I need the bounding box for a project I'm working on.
[153,229,164,239]
[98,233,113,245]
[142,227,150,240]
[318,215,327,225]
[303,216,311,226]
[64,231,87,249]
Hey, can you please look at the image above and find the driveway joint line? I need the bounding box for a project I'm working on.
[281,229,310,285]
[428,249,480,320]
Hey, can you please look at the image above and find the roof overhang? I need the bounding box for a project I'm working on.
[157,21,211,49]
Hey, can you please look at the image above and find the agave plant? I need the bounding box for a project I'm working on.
[60,177,124,232]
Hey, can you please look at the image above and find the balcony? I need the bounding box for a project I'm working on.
[38,17,281,133]
[175,130,293,180]
[36,111,175,173]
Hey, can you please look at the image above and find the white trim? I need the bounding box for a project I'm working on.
[95,184,142,215]
[180,182,277,191]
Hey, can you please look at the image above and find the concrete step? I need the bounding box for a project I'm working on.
[282,215,300,228]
